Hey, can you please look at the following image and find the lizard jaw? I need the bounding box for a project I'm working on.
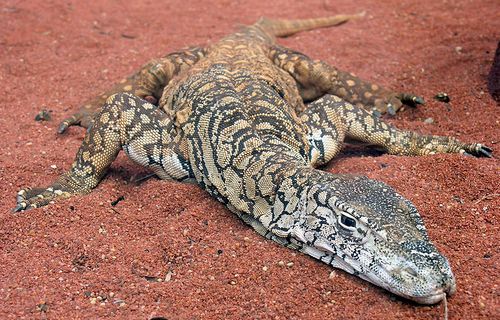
[394,283,456,305]
[358,264,457,305]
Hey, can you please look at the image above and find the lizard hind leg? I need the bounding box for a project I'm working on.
[57,65,163,134]
[14,93,190,212]
[58,47,206,133]
[269,44,424,116]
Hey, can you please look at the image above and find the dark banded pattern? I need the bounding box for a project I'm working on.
[15,14,492,305]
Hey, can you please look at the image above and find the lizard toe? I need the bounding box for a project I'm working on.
[398,93,425,107]
[477,145,493,158]
[13,186,71,212]
[386,103,396,116]
[58,112,95,133]
[462,144,493,158]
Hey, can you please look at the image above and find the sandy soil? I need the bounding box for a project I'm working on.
[0,0,498,319]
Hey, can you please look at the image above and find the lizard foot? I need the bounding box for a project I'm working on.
[460,143,493,158]
[13,185,72,212]
[397,93,425,107]
[374,93,424,116]
[58,111,95,133]
[396,133,494,158]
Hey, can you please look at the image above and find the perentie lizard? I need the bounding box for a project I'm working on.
[13,13,492,305]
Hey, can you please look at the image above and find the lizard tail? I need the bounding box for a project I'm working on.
[254,12,365,38]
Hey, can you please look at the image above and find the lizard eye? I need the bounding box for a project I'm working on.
[340,213,357,229]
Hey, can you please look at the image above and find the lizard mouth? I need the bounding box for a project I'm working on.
[415,281,456,304]
[359,270,456,305]
[403,274,457,305]
[409,289,448,305]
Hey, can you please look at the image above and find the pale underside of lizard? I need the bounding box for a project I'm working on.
[14,13,492,305]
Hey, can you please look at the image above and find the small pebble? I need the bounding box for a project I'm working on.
[329,271,337,279]
[434,92,450,102]
[50,164,57,169]
[34,109,51,121]
[286,262,294,267]
[278,261,285,266]
[98,225,107,234]
[37,301,49,312]
[423,117,434,124]
[90,297,97,304]
[164,271,173,282]
[262,266,268,272]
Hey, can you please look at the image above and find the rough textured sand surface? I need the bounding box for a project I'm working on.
[1,0,498,319]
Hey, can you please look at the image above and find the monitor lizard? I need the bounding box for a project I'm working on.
[13,13,492,304]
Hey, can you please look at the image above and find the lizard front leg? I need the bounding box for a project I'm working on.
[309,94,492,157]
[270,45,424,115]
[58,47,206,133]
[14,93,191,211]
[299,97,347,167]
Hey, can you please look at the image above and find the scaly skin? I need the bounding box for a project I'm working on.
[14,13,492,304]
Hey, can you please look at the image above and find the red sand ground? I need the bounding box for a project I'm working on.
[1,0,498,319]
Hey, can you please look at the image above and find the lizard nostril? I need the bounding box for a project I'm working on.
[401,266,418,277]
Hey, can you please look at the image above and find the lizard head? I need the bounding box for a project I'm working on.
[293,174,456,304]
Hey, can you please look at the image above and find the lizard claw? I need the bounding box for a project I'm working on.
[373,96,403,115]
[12,203,27,213]
[58,111,95,133]
[57,121,71,134]
[476,145,493,158]
[461,144,493,158]
[398,93,425,107]
[386,103,396,116]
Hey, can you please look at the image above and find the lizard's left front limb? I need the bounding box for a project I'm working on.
[14,93,191,211]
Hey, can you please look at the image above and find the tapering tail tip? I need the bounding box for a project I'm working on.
[256,11,366,38]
